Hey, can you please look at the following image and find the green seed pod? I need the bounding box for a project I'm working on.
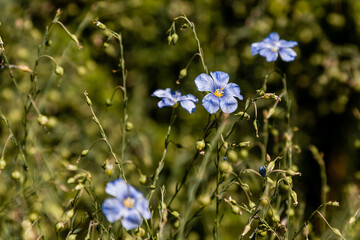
[150,185,156,190]
[85,95,92,106]
[37,115,48,126]
[249,201,256,209]
[47,117,57,130]
[45,40,52,46]
[198,194,211,206]
[0,158,6,170]
[272,214,280,223]
[173,220,180,228]
[196,140,206,151]
[219,161,232,172]
[260,197,270,206]
[11,170,21,180]
[179,68,187,79]
[54,65,64,76]
[239,149,249,159]
[29,212,38,222]
[227,150,238,162]
[126,121,134,131]
[171,33,178,45]
[103,42,109,48]
[291,190,298,206]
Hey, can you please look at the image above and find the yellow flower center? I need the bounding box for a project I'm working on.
[214,87,224,98]
[123,197,135,208]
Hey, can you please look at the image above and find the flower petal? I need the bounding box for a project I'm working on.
[105,179,128,200]
[260,48,278,62]
[225,83,243,100]
[251,42,266,55]
[195,73,215,92]
[180,94,198,103]
[128,185,144,199]
[102,198,123,222]
[220,96,238,113]
[135,198,151,219]
[279,48,297,62]
[158,98,176,108]
[202,93,220,114]
[121,209,142,230]
[210,71,229,87]
[279,40,298,48]
[152,88,172,98]
[268,32,280,41]
[180,100,197,113]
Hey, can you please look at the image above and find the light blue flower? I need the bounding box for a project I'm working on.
[195,71,243,114]
[152,88,198,113]
[102,179,151,230]
[251,32,298,62]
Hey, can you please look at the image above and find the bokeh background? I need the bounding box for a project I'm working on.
[0,0,359,239]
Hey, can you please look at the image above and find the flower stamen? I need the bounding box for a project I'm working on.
[123,197,135,208]
[214,87,224,98]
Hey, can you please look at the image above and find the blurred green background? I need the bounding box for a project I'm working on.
[0,0,359,239]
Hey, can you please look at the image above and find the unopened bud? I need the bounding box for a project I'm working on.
[105,98,113,106]
[179,68,187,79]
[94,20,107,30]
[55,222,65,232]
[67,164,78,171]
[139,174,148,185]
[68,234,77,240]
[242,224,251,237]
[259,166,266,177]
[54,65,64,76]
[171,211,180,218]
[0,158,6,169]
[167,35,172,45]
[85,95,92,106]
[231,205,241,214]
[125,121,134,131]
[290,190,298,206]
[81,149,89,157]
[37,115,48,126]
[196,140,206,151]
[171,33,178,45]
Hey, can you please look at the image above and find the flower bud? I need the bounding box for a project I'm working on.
[259,166,266,177]
[85,95,92,106]
[125,121,134,131]
[291,190,298,206]
[81,149,89,157]
[139,174,148,185]
[196,140,206,151]
[260,197,270,206]
[0,158,6,170]
[67,164,78,171]
[11,170,21,180]
[231,205,241,214]
[171,33,178,45]
[55,222,65,232]
[37,115,48,126]
[54,65,64,76]
[167,35,172,45]
[105,98,113,106]
[171,211,180,218]
[68,234,77,240]
[242,224,251,237]
[179,68,187,79]
[219,161,232,172]
[249,201,256,209]
[173,220,180,228]
[94,20,107,30]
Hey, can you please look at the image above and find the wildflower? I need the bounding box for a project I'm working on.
[102,179,151,230]
[251,32,298,62]
[194,71,243,114]
[152,88,198,113]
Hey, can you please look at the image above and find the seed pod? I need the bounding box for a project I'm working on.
[105,98,113,106]
[0,158,6,170]
[196,140,206,151]
[54,65,64,76]
[179,68,187,79]
[125,121,134,131]
[37,115,48,126]
[81,149,89,157]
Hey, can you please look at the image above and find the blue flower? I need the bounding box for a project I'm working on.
[152,88,198,113]
[195,71,243,114]
[251,32,298,62]
[102,179,151,230]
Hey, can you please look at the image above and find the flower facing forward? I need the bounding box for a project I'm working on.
[102,179,151,230]
[152,88,198,113]
[195,71,243,114]
[251,32,298,62]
